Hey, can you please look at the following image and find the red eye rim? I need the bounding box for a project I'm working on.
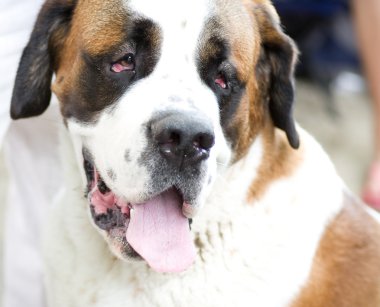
[111,53,135,73]
[215,74,227,89]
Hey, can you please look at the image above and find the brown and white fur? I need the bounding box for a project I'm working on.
[10,0,380,306]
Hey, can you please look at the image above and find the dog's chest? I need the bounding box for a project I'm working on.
[45,130,344,307]
[45,191,331,307]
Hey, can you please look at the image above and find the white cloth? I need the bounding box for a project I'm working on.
[0,1,63,306]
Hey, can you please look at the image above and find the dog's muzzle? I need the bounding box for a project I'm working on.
[81,112,215,273]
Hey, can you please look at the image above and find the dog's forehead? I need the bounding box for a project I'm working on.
[130,0,256,75]
[74,0,255,60]
[57,0,261,124]
[128,0,209,80]
[128,0,210,30]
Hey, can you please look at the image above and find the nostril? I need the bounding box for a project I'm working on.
[154,126,182,146]
[193,132,215,151]
[168,130,181,146]
[156,129,183,161]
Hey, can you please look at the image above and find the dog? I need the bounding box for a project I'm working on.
[10,0,380,306]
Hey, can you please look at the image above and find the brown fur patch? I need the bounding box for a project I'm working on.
[248,120,302,201]
[291,194,380,307]
[71,0,128,56]
[215,0,258,79]
[229,77,265,161]
[52,0,128,100]
[229,0,299,161]
[225,1,266,160]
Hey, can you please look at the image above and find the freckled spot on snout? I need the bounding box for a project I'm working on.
[124,150,131,162]
[186,98,195,106]
[107,169,116,181]
[169,95,182,103]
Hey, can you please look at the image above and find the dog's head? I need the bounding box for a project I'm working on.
[11,0,298,273]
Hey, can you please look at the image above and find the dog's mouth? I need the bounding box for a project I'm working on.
[83,157,196,273]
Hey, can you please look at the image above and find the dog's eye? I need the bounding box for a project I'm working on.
[215,73,227,90]
[111,53,135,73]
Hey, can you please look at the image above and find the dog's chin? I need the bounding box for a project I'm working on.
[83,157,197,273]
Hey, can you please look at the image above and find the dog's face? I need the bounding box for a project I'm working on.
[11,0,298,272]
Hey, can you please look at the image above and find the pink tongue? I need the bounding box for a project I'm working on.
[126,189,196,273]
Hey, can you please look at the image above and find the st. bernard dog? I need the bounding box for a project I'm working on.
[10,0,380,306]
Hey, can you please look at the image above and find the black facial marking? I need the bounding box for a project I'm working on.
[90,206,127,231]
[84,159,94,191]
[82,147,95,193]
[107,169,116,181]
[97,179,110,194]
[61,17,162,122]
[131,18,162,78]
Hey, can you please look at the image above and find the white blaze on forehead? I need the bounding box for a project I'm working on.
[128,0,212,55]
[128,0,213,78]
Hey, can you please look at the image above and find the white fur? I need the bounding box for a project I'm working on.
[44,126,345,307]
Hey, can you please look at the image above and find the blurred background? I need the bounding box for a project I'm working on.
[273,0,374,193]
[0,0,377,305]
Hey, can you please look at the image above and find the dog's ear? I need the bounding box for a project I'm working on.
[10,0,75,119]
[254,5,300,149]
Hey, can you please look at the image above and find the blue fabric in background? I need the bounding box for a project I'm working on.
[274,0,348,16]
[272,0,358,90]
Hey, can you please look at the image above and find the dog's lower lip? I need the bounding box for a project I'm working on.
[83,156,191,219]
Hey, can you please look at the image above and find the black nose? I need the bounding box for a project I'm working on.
[150,112,215,168]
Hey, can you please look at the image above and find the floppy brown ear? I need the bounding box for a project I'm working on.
[10,0,75,119]
[255,4,300,149]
